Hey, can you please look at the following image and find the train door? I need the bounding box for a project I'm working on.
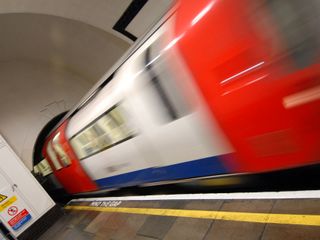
[115,62,171,183]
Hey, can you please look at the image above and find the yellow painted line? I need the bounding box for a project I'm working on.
[65,205,320,226]
[0,196,17,212]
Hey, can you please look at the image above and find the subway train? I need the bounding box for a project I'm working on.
[36,0,320,194]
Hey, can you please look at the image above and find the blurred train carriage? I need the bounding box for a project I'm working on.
[34,0,320,194]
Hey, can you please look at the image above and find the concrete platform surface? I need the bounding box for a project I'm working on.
[38,193,320,240]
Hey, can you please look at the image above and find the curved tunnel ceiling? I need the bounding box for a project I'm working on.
[0,13,130,82]
[0,0,134,43]
[0,0,173,43]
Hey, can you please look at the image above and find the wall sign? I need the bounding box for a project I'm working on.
[0,135,55,237]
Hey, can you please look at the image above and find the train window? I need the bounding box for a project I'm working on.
[34,158,53,177]
[52,133,71,167]
[46,141,62,170]
[70,105,135,160]
[266,0,320,69]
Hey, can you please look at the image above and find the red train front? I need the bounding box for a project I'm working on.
[38,0,320,194]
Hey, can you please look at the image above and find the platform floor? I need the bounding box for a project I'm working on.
[38,194,320,240]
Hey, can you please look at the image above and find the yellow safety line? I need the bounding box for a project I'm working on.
[65,205,320,226]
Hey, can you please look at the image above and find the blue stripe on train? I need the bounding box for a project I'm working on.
[95,154,231,189]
